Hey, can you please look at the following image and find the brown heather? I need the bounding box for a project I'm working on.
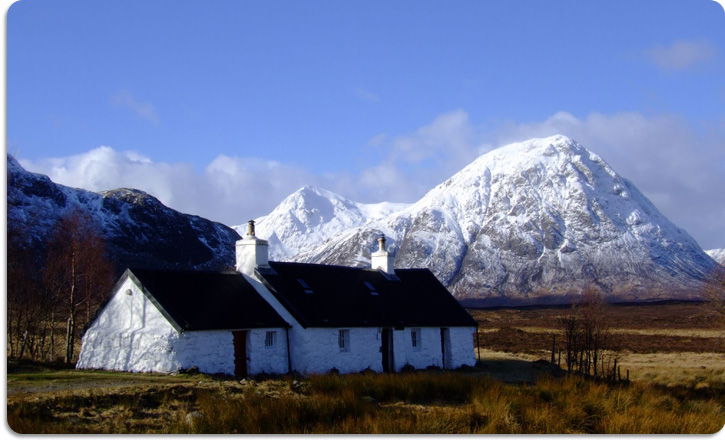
[8,301,724,434]
[7,369,724,434]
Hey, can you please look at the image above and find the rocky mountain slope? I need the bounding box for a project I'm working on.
[232,185,407,260]
[7,155,240,273]
[252,136,718,305]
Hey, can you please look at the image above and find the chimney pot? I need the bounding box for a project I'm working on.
[371,234,395,275]
[236,220,269,275]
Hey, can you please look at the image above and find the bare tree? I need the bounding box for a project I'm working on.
[558,285,618,380]
[7,227,43,359]
[42,209,115,364]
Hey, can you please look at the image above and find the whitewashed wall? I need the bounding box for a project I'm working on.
[246,328,289,374]
[77,277,181,373]
[77,276,289,375]
[289,327,382,374]
[447,327,477,369]
[392,327,442,370]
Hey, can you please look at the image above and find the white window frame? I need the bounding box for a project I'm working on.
[411,328,421,351]
[265,331,277,349]
[338,329,350,353]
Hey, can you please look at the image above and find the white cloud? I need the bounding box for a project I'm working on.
[366,133,387,147]
[19,148,318,226]
[355,109,484,202]
[645,39,718,72]
[110,90,161,125]
[354,87,380,103]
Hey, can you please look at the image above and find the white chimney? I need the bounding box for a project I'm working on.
[371,234,395,275]
[236,220,269,276]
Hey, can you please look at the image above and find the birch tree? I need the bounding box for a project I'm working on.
[42,210,115,364]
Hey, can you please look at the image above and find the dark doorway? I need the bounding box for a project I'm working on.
[233,330,248,377]
[440,328,451,369]
[381,328,394,372]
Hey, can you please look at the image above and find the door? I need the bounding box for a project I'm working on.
[440,328,451,369]
[232,330,248,377]
[381,328,394,372]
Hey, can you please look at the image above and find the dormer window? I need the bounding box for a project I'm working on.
[364,281,378,296]
[297,278,314,294]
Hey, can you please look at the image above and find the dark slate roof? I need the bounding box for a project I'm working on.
[128,268,290,331]
[256,262,477,328]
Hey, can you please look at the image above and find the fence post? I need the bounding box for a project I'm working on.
[551,334,556,365]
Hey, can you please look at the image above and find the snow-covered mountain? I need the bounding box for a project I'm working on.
[706,249,725,266]
[252,135,718,305]
[7,155,240,273]
[231,185,407,260]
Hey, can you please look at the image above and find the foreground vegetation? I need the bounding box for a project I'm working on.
[8,300,723,434]
[7,363,724,434]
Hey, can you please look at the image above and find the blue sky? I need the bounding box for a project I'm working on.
[6,0,725,249]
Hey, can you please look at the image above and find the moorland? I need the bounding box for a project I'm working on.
[6,301,724,434]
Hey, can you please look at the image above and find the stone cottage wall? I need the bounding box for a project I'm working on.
[447,326,476,369]
[77,277,289,375]
[76,277,181,373]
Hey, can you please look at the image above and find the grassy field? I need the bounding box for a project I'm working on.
[6,301,725,434]
[471,300,725,386]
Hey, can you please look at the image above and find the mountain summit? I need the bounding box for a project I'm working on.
[232,185,407,260]
[254,135,717,304]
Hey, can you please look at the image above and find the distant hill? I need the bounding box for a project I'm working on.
[7,154,240,273]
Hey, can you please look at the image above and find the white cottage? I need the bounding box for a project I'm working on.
[77,221,478,375]
[76,269,291,375]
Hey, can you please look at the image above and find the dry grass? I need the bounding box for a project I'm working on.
[616,352,725,386]
[8,301,725,434]
[472,301,724,355]
[8,369,724,434]
[470,301,721,333]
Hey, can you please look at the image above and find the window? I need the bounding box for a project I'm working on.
[338,329,350,352]
[364,281,379,296]
[265,331,277,348]
[411,328,421,351]
[297,278,314,294]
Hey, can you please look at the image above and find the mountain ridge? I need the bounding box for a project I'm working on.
[250,135,717,304]
[7,154,240,273]
[232,185,408,260]
[9,134,718,306]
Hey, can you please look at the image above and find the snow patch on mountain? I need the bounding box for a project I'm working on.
[706,248,725,266]
[251,136,717,303]
[7,154,240,272]
[231,185,408,260]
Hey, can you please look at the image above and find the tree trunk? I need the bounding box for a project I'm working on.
[49,311,55,362]
[19,330,29,359]
[65,316,75,364]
